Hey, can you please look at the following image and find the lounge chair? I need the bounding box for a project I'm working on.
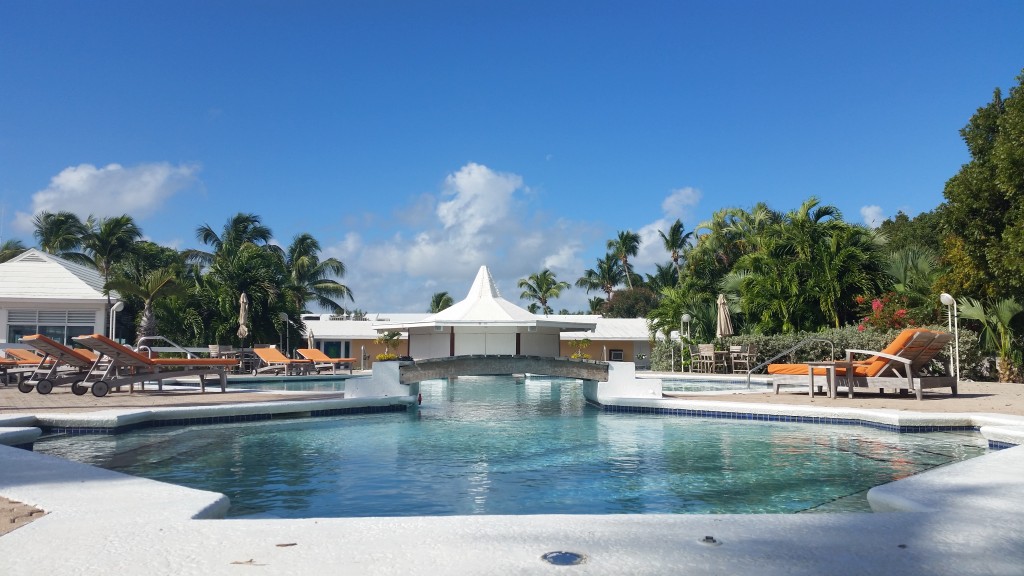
[5,348,49,365]
[251,347,314,376]
[768,329,953,400]
[295,348,357,374]
[72,334,238,397]
[837,330,956,400]
[16,334,100,395]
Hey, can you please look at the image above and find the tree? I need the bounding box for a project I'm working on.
[644,262,678,293]
[606,230,641,289]
[106,267,185,344]
[0,239,27,263]
[518,269,570,315]
[79,215,144,331]
[658,218,693,283]
[604,287,659,318]
[281,233,353,314]
[32,211,87,256]
[940,70,1024,300]
[375,331,403,360]
[429,291,454,313]
[576,253,624,301]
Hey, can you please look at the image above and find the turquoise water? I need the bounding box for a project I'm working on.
[35,376,986,518]
[660,378,771,392]
[226,377,348,392]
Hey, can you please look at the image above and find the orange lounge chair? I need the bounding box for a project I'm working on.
[72,334,238,397]
[295,348,357,374]
[5,348,49,365]
[768,329,931,397]
[252,347,314,376]
[17,334,100,395]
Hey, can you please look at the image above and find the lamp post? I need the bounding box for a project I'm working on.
[682,313,692,373]
[109,301,125,341]
[278,312,290,357]
[940,293,960,382]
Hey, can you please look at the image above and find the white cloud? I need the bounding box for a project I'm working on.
[324,163,593,313]
[13,162,199,232]
[661,187,702,220]
[634,186,704,269]
[860,205,885,228]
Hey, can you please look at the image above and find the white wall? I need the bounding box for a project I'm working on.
[409,328,450,359]
[454,327,516,355]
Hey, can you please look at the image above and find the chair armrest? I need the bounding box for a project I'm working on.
[844,349,912,366]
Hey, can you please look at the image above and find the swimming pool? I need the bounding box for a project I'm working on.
[225,377,348,392]
[35,376,986,518]
[659,378,771,392]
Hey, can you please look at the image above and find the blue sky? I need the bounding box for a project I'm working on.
[2,1,1022,313]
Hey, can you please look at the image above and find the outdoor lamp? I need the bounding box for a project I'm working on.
[682,314,692,341]
[109,301,125,341]
[279,312,290,355]
[940,293,960,382]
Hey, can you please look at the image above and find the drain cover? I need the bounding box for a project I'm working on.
[541,551,586,566]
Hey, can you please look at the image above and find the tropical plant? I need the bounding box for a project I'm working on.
[0,239,27,263]
[576,253,624,302]
[375,331,403,360]
[32,211,87,256]
[658,218,693,283]
[568,338,592,359]
[106,267,186,344]
[429,291,454,313]
[78,215,144,330]
[281,233,353,314]
[959,297,1024,382]
[604,287,659,319]
[606,230,641,289]
[644,262,678,293]
[588,297,606,314]
[518,269,570,315]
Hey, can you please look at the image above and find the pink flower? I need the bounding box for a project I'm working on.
[871,299,884,312]
[857,324,865,332]
[895,309,907,317]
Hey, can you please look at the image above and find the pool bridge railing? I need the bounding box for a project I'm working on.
[398,355,610,385]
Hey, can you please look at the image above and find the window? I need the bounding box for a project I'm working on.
[5,310,95,345]
[610,349,624,361]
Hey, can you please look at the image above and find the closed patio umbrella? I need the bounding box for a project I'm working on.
[237,292,250,341]
[306,328,315,349]
[716,293,734,338]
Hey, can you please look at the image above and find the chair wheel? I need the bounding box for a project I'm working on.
[71,381,88,396]
[36,379,53,394]
[251,369,258,376]
[17,380,34,394]
[91,381,110,397]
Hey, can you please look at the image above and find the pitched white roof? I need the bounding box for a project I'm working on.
[375,265,596,332]
[0,249,113,301]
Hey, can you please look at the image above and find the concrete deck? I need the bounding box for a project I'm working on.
[2,379,1024,574]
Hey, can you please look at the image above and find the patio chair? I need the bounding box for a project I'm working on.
[72,334,238,397]
[730,344,757,374]
[687,344,703,373]
[698,344,726,373]
[252,347,314,376]
[295,348,357,374]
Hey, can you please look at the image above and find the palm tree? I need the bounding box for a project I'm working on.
[106,267,186,344]
[518,269,570,315]
[32,211,88,256]
[607,230,641,289]
[185,212,274,267]
[644,262,678,293]
[588,297,606,314]
[429,291,454,313]
[0,239,27,263]
[576,253,624,301]
[959,297,1023,382]
[658,219,693,283]
[281,233,353,314]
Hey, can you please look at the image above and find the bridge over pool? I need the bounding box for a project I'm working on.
[397,355,610,385]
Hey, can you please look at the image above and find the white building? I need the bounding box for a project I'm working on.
[0,249,117,344]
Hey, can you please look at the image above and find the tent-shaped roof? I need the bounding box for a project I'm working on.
[375,266,595,332]
[0,249,115,301]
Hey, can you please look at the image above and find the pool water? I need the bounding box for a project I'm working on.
[35,376,986,518]
[660,378,771,392]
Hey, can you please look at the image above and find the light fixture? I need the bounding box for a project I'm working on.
[109,301,125,341]
[682,313,692,373]
[940,293,960,382]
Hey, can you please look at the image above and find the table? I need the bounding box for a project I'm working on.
[805,361,838,398]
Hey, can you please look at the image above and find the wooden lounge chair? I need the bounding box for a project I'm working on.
[730,344,757,374]
[16,334,100,395]
[295,348,357,374]
[251,347,314,376]
[72,334,238,397]
[767,329,953,400]
[1,347,47,386]
[837,330,956,400]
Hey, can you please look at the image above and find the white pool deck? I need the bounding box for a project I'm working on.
[2,392,1024,574]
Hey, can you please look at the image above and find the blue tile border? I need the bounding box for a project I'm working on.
[41,403,410,436]
[592,401,982,434]
[988,440,1017,450]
